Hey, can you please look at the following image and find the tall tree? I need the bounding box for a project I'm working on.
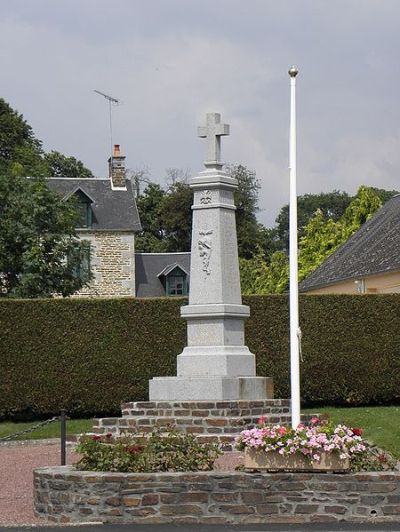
[0,98,46,177]
[228,164,265,259]
[135,183,168,252]
[0,173,92,298]
[44,151,93,177]
[241,186,384,294]
[274,190,352,253]
[159,181,193,251]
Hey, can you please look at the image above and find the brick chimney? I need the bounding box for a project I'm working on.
[108,144,126,189]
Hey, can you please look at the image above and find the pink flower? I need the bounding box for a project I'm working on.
[310,416,320,426]
[258,415,268,425]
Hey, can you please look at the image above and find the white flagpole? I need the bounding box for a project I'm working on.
[288,66,300,429]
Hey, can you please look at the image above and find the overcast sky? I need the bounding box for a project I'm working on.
[1,0,399,226]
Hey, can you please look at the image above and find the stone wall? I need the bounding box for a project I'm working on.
[92,399,291,451]
[34,466,400,525]
[76,231,135,297]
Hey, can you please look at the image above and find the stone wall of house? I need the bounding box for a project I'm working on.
[34,466,400,525]
[76,231,135,297]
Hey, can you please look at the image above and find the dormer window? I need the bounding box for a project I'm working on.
[157,263,189,297]
[66,188,94,229]
[76,195,92,228]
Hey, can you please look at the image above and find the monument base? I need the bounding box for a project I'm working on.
[149,375,274,401]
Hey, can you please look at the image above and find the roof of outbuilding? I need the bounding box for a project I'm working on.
[135,252,191,298]
[47,178,142,232]
[299,195,400,292]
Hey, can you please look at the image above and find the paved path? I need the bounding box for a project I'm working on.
[0,439,75,526]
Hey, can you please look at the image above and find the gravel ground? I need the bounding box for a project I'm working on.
[0,439,243,527]
[0,439,76,526]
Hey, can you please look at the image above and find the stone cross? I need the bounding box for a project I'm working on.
[197,113,230,165]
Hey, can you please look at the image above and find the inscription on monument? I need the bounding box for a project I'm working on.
[200,190,212,204]
[198,230,213,275]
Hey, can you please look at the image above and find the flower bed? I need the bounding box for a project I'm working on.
[236,417,395,472]
[75,427,221,473]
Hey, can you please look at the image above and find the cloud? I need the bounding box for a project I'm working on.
[1,0,400,228]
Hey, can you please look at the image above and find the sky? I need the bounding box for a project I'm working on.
[1,0,400,227]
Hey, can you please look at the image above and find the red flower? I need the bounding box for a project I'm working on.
[310,416,320,426]
[105,433,113,438]
[351,428,363,437]
[378,453,386,462]
[92,435,101,441]
[124,445,144,455]
[277,426,287,436]
[258,415,268,425]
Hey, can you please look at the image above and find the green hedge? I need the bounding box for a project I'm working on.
[0,295,399,420]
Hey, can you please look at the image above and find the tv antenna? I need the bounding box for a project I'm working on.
[93,89,120,160]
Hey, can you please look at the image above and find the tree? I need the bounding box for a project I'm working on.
[240,249,289,295]
[298,186,382,281]
[241,186,384,294]
[274,190,352,253]
[44,151,93,177]
[0,98,47,177]
[159,181,193,252]
[227,164,266,259]
[0,173,92,298]
[135,183,168,252]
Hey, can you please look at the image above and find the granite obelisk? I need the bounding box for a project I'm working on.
[149,113,273,400]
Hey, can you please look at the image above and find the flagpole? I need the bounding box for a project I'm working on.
[288,65,300,429]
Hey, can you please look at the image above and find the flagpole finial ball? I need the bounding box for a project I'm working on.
[288,66,299,77]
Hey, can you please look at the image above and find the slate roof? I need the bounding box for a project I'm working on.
[47,178,142,232]
[300,195,400,292]
[135,252,191,297]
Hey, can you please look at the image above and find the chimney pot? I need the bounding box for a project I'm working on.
[114,144,120,157]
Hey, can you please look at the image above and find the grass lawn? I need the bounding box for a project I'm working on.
[304,405,400,458]
[0,418,94,441]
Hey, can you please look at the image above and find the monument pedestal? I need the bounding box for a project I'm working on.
[149,376,274,401]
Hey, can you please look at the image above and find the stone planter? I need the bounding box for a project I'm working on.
[244,448,350,472]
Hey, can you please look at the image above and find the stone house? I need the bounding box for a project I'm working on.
[48,146,142,297]
[300,194,400,294]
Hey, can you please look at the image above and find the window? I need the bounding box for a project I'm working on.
[69,189,93,228]
[73,242,91,281]
[166,267,188,296]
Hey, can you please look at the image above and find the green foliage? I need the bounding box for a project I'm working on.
[241,186,385,294]
[159,181,193,251]
[0,98,47,177]
[228,164,265,259]
[44,151,93,177]
[298,186,382,282]
[75,427,221,472]
[240,250,289,295]
[135,183,168,252]
[136,165,267,258]
[0,174,92,297]
[274,190,353,252]
[1,295,400,420]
